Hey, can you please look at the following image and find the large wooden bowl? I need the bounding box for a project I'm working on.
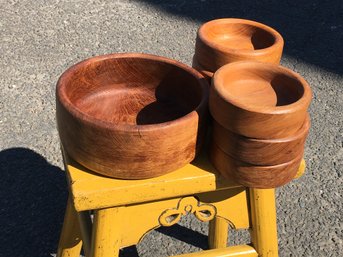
[210,61,312,139]
[56,53,209,179]
[210,142,302,188]
[193,18,284,80]
[212,115,310,165]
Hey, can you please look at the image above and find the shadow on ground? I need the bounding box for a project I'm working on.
[156,224,208,250]
[120,224,208,257]
[139,0,343,74]
[0,148,209,257]
[0,148,67,257]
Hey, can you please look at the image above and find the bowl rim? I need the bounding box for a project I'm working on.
[57,52,209,132]
[212,61,312,114]
[198,18,284,56]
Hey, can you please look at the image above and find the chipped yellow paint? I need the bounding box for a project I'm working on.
[172,245,258,257]
[91,207,122,257]
[119,197,182,247]
[110,193,247,248]
[56,197,82,257]
[159,196,216,226]
[64,152,242,212]
[197,187,250,229]
[58,150,304,256]
[208,216,229,249]
[249,189,278,257]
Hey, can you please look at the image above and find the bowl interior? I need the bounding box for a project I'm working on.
[61,56,204,125]
[218,64,305,108]
[203,21,276,50]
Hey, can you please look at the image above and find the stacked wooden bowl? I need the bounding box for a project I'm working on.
[210,62,311,188]
[192,19,312,188]
[193,18,284,81]
[56,18,312,187]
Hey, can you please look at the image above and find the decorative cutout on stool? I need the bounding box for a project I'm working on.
[159,197,216,226]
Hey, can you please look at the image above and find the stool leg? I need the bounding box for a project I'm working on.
[78,211,93,256]
[90,207,122,257]
[208,216,229,249]
[57,196,82,257]
[249,188,278,257]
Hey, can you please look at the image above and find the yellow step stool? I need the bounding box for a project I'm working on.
[57,149,305,257]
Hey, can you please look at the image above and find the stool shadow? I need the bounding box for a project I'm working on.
[0,147,68,257]
[120,245,140,257]
[156,224,208,249]
[120,224,208,257]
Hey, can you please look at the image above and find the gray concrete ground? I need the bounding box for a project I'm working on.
[1,0,342,256]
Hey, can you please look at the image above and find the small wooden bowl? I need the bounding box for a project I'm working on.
[56,53,209,179]
[212,115,310,165]
[210,61,312,139]
[193,18,284,79]
[210,142,302,188]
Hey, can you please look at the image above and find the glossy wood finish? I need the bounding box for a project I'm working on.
[210,61,312,139]
[193,18,284,79]
[210,142,302,188]
[56,53,209,179]
[212,115,310,165]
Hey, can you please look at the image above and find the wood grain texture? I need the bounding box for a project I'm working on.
[212,115,310,165]
[210,142,302,189]
[193,18,284,78]
[210,61,312,139]
[56,53,209,179]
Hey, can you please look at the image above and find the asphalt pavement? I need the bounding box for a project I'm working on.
[1,0,342,256]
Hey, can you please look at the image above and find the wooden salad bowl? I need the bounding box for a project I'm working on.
[193,18,284,79]
[210,61,312,139]
[210,142,303,188]
[56,53,209,179]
[212,115,310,166]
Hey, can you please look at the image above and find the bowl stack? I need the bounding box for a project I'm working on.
[192,19,312,188]
[209,62,311,188]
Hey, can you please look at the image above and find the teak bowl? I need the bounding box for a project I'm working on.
[210,142,302,188]
[193,18,284,80]
[212,115,310,166]
[210,61,312,139]
[56,53,209,179]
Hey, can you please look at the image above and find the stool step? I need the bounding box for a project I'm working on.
[172,245,257,257]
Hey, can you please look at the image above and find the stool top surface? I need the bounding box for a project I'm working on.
[64,150,242,211]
